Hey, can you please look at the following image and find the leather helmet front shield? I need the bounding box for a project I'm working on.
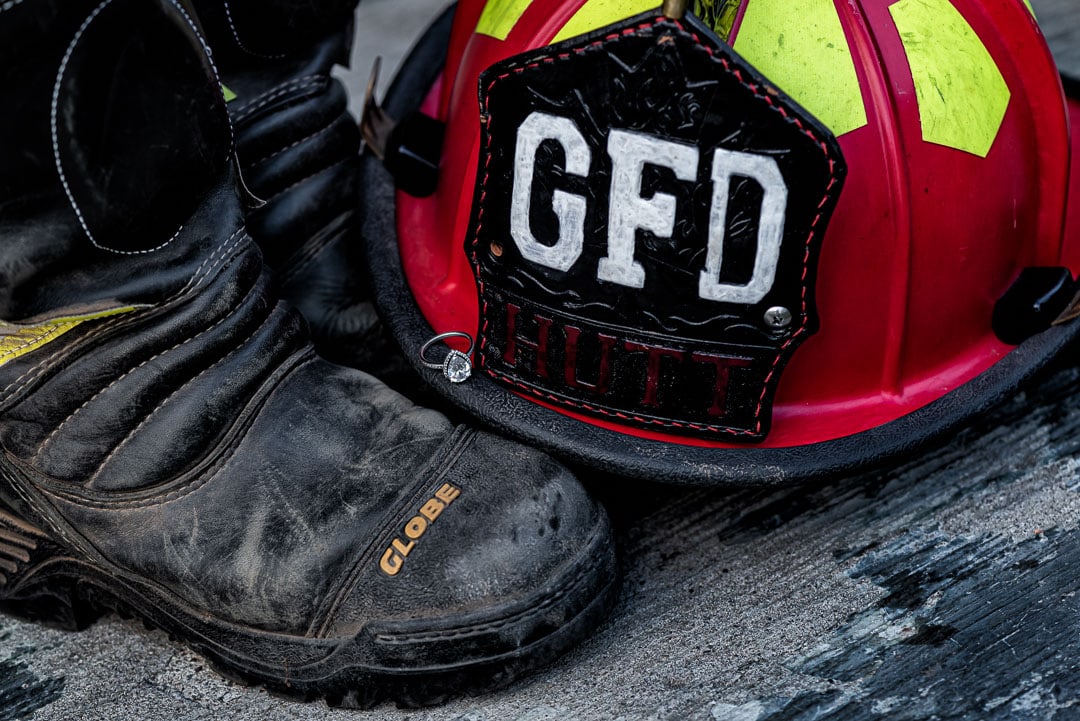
[465,12,844,441]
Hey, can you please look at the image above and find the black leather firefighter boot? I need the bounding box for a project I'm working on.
[0,0,617,707]
[188,0,399,378]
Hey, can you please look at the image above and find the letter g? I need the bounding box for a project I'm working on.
[510,112,591,272]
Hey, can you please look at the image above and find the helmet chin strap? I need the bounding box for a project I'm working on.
[662,0,688,19]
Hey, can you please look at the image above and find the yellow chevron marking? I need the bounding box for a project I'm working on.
[890,0,1010,158]
[0,306,143,369]
[733,0,868,137]
[550,0,658,43]
[476,0,534,40]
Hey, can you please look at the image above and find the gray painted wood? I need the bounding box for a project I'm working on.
[4,1,1080,719]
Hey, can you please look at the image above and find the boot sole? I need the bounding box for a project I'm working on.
[0,494,619,708]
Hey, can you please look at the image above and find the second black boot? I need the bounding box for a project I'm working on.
[0,0,616,706]
[190,0,396,376]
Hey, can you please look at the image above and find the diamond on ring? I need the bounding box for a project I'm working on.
[419,331,476,384]
[444,350,472,383]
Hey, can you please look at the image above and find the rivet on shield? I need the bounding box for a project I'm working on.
[764,306,793,329]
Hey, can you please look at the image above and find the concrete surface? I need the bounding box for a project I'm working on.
[4,1,1080,720]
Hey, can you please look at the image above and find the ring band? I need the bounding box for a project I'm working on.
[419,331,475,383]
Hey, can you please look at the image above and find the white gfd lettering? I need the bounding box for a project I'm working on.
[510,112,591,272]
[597,130,699,288]
[509,114,789,302]
[699,149,787,304]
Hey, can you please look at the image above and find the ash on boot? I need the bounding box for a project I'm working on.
[0,0,617,707]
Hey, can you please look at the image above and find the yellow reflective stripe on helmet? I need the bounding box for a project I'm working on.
[1022,0,1035,18]
[0,306,143,369]
[550,0,658,44]
[890,0,1010,158]
[733,0,868,138]
[476,0,534,40]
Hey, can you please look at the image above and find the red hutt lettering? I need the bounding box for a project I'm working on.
[497,304,751,419]
[622,342,685,407]
[564,325,616,394]
[504,303,553,379]
[691,352,753,417]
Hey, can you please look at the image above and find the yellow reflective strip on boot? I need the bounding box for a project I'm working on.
[0,306,143,368]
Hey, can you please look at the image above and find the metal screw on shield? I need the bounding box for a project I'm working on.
[764,306,793,329]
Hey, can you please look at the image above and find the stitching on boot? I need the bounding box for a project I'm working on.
[169,0,238,159]
[31,267,258,464]
[0,228,248,405]
[181,227,250,295]
[248,116,340,166]
[231,76,327,125]
[0,324,76,365]
[0,315,132,405]
[223,0,287,60]
[85,299,276,486]
[0,228,249,407]
[50,0,231,257]
[261,158,350,205]
[38,351,316,509]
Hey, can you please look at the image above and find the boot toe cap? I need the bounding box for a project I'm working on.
[323,429,618,671]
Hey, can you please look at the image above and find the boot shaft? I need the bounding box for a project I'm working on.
[188,0,376,369]
[0,0,307,490]
[0,0,232,317]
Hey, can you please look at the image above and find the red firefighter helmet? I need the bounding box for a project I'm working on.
[360,0,1080,485]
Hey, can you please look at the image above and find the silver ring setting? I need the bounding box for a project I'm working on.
[419,331,475,384]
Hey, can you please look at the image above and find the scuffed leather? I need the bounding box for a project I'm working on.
[0,0,612,658]
[322,431,605,633]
